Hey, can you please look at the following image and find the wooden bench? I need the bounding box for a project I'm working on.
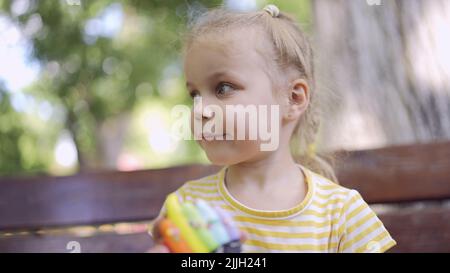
[1,141,449,253]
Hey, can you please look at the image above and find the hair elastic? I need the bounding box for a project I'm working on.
[263,4,280,18]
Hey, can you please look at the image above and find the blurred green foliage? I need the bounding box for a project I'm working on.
[0,0,222,175]
[0,83,56,174]
[0,0,310,176]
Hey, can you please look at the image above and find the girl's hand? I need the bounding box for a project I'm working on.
[146,244,170,253]
[146,216,170,253]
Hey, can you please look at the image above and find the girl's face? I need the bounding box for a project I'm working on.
[184,27,288,166]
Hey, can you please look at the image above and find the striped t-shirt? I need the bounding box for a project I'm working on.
[150,164,396,253]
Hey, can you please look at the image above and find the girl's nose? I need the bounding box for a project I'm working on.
[193,97,215,120]
[202,106,214,119]
[194,106,214,121]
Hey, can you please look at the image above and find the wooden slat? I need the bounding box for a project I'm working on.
[336,141,450,204]
[379,207,450,253]
[0,164,220,230]
[0,232,153,253]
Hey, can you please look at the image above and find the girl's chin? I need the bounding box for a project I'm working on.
[207,158,238,166]
[202,147,237,165]
[200,140,261,164]
[203,154,226,165]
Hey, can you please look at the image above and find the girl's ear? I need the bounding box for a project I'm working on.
[283,79,310,121]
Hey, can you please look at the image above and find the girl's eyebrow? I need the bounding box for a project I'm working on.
[207,71,237,81]
[186,71,244,89]
[186,71,237,88]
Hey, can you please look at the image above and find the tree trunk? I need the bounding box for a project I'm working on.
[96,113,130,170]
[313,0,450,151]
[68,111,130,172]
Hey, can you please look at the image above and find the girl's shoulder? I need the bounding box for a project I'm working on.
[149,170,223,235]
[182,171,221,189]
[173,169,224,203]
[305,167,369,209]
[306,168,397,252]
[305,167,356,196]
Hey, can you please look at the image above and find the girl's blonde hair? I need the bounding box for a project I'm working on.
[182,5,338,182]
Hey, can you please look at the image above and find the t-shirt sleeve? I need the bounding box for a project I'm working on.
[337,189,397,253]
[147,187,186,238]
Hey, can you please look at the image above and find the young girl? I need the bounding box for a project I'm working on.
[148,4,396,253]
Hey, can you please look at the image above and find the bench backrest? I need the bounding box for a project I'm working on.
[1,142,449,252]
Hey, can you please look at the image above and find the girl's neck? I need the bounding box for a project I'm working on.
[225,146,304,193]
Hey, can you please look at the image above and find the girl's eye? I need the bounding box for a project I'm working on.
[216,82,235,97]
